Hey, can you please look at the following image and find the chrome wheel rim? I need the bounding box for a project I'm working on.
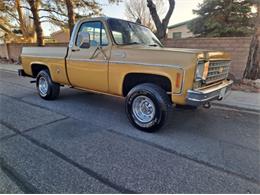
[132,96,155,123]
[38,77,48,96]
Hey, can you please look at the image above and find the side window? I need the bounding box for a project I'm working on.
[101,28,109,46]
[76,21,109,47]
[111,31,123,44]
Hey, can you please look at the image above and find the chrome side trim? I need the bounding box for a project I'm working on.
[69,58,108,63]
[110,60,182,69]
[21,55,65,60]
[22,55,107,63]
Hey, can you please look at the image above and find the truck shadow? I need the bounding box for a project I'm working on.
[58,87,216,135]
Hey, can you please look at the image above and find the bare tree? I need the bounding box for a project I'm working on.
[0,1,17,36]
[0,0,34,43]
[147,0,175,41]
[1,0,122,44]
[243,1,260,80]
[15,0,34,41]
[65,0,75,36]
[125,0,164,31]
[41,0,121,37]
[27,0,43,46]
[15,0,26,36]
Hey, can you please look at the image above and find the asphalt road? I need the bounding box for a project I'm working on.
[0,69,259,193]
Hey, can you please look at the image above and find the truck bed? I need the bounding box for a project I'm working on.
[21,47,70,85]
[21,47,68,60]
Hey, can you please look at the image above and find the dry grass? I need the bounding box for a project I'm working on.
[232,79,260,93]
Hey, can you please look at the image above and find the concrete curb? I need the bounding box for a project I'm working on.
[212,102,260,113]
[0,64,21,73]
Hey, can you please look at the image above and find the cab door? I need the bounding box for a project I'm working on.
[66,21,110,92]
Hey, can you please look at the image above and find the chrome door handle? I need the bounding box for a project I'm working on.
[72,48,80,52]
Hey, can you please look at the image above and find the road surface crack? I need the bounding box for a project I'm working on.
[0,121,136,193]
[0,157,40,194]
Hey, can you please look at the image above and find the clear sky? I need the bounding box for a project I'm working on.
[43,0,204,36]
[101,0,204,24]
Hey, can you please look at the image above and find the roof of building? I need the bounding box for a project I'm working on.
[51,29,69,37]
[168,19,193,29]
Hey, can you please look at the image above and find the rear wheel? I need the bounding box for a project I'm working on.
[36,70,60,100]
[125,83,171,132]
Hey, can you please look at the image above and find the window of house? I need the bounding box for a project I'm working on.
[172,32,182,39]
[76,21,109,47]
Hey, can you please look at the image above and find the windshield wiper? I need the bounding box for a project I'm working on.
[127,42,142,45]
[149,44,159,47]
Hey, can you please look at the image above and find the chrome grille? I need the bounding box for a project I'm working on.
[206,60,231,84]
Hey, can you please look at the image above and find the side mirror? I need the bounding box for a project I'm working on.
[77,32,90,49]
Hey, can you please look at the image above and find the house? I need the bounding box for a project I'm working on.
[50,29,70,43]
[167,20,194,39]
[43,36,56,44]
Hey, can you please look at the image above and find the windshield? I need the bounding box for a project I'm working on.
[107,18,162,47]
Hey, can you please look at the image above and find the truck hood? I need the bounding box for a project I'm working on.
[156,47,231,59]
[111,45,231,70]
[148,47,210,54]
[117,45,231,60]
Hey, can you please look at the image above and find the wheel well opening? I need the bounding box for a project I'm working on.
[31,64,49,77]
[123,73,172,96]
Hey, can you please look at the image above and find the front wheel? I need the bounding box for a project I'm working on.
[36,70,60,100]
[125,83,171,132]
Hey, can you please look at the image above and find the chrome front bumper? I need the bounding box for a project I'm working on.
[186,80,233,106]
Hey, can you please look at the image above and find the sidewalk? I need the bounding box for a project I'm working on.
[0,63,259,113]
[0,64,21,72]
[213,90,260,113]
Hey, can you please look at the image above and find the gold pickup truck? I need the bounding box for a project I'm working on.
[19,17,233,132]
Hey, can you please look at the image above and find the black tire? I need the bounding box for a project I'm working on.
[125,83,171,132]
[36,69,60,100]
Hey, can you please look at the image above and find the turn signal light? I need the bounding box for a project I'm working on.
[176,73,181,88]
[202,62,209,80]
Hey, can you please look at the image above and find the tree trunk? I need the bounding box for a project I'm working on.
[243,32,260,80]
[15,0,26,37]
[27,0,43,46]
[65,0,75,37]
[147,0,175,41]
[243,3,260,80]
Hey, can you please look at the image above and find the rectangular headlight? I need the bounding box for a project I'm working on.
[196,61,209,81]
[196,61,205,81]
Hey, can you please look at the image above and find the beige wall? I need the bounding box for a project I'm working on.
[0,43,67,62]
[0,43,8,59]
[168,25,194,39]
[51,31,70,43]
[164,37,252,80]
[0,37,252,80]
